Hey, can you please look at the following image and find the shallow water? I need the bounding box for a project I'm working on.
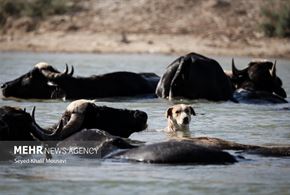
[0,52,290,195]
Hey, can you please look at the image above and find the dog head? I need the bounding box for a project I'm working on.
[166,104,195,133]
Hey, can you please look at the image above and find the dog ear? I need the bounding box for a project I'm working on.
[166,107,173,118]
[189,106,196,116]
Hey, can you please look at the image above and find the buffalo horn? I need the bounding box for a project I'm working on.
[30,107,63,140]
[232,58,247,76]
[41,64,69,79]
[270,60,277,78]
[69,65,74,76]
[62,64,69,75]
[232,58,238,76]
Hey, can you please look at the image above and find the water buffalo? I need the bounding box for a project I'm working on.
[109,140,237,164]
[57,129,140,158]
[0,103,236,164]
[31,99,148,140]
[156,52,233,101]
[0,103,147,160]
[41,129,239,164]
[231,59,287,103]
[56,130,239,164]
[1,62,160,100]
[0,106,35,141]
[0,106,41,160]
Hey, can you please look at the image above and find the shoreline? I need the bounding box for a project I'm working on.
[1,32,290,59]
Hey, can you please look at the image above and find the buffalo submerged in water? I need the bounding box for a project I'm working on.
[1,62,160,100]
[0,106,36,141]
[1,101,290,164]
[228,59,288,104]
[31,99,148,140]
[1,53,289,163]
[1,55,287,104]
[156,52,233,101]
[0,102,238,164]
[0,100,148,160]
[0,100,148,141]
[156,52,287,104]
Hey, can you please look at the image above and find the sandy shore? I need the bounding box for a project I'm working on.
[1,31,289,59]
[1,0,289,58]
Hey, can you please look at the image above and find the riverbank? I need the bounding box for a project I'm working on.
[1,32,289,58]
[0,0,289,58]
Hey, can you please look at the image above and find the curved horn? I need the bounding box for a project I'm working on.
[41,64,69,79]
[69,65,74,76]
[270,60,276,78]
[232,58,248,76]
[64,64,69,75]
[52,64,69,78]
[30,107,63,141]
[31,107,50,140]
[232,58,238,76]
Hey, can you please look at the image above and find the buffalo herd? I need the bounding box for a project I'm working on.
[0,52,289,164]
[1,62,159,99]
[1,52,288,103]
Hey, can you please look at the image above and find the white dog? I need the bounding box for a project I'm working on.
[164,104,196,138]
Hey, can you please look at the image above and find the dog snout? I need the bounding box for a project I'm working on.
[182,116,189,125]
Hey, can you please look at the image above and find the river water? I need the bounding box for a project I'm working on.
[0,52,290,195]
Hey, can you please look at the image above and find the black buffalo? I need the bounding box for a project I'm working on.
[0,106,40,160]
[0,106,35,141]
[0,100,147,141]
[1,62,160,100]
[109,140,237,164]
[57,129,140,158]
[31,99,148,140]
[0,103,147,160]
[54,130,238,164]
[231,59,287,103]
[156,53,233,101]
[1,104,289,163]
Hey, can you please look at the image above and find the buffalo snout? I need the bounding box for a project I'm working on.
[1,82,12,97]
[134,110,147,121]
[133,110,148,130]
[1,83,7,89]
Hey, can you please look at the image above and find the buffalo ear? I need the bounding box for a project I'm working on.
[166,107,173,118]
[189,106,196,116]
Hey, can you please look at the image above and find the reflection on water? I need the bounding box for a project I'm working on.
[0,52,290,195]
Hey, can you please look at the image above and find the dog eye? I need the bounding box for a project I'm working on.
[175,110,181,114]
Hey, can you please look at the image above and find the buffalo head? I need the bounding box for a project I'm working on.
[0,106,36,141]
[1,62,73,99]
[156,52,233,101]
[232,59,287,99]
[31,99,148,140]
